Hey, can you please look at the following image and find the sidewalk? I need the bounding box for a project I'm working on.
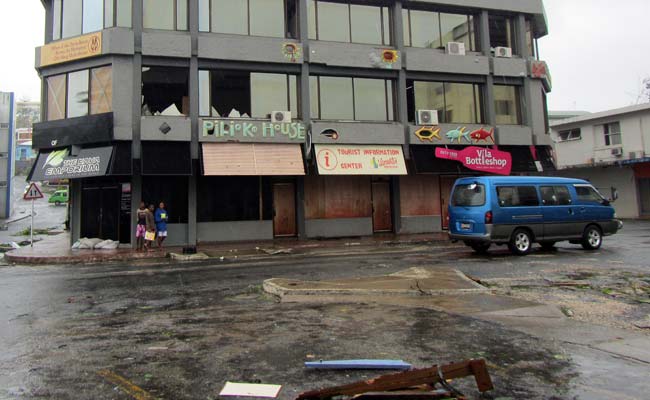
[4,231,452,265]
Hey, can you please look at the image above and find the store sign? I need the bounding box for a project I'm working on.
[201,119,306,143]
[40,32,102,67]
[315,145,407,175]
[30,146,113,181]
[435,146,512,175]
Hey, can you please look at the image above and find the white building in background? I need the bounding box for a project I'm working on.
[0,92,16,219]
[551,103,650,219]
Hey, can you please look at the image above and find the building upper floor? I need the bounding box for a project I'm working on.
[551,103,650,169]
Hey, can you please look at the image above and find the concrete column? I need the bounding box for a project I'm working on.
[295,0,310,239]
[130,0,143,248]
[188,174,197,245]
[44,1,53,43]
[515,14,529,59]
[391,176,401,234]
[296,177,306,239]
[480,11,497,131]
[70,179,82,245]
[188,0,199,246]
[130,174,142,248]
[517,15,533,129]
[393,1,409,159]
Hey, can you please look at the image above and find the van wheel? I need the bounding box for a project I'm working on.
[470,242,491,254]
[581,225,602,250]
[509,229,533,255]
[540,241,557,251]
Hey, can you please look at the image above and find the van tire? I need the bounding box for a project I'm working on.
[470,242,491,254]
[509,229,533,255]
[581,225,602,250]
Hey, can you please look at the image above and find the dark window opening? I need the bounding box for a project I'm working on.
[558,128,581,142]
[540,186,572,206]
[489,15,516,52]
[497,186,539,207]
[142,176,189,223]
[141,142,192,175]
[197,176,274,222]
[141,66,189,116]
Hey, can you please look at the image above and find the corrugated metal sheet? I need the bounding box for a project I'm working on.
[202,143,305,176]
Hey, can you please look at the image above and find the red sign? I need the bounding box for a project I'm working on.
[23,183,44,200]
[435,146,512,176]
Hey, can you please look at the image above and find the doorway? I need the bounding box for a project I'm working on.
[273,182,297,237]
[440,176,457,230]
[640,178,650,215]
[371,181,393,232]
[81,183,121,241]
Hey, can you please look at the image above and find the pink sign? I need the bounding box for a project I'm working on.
[435,146,512,175]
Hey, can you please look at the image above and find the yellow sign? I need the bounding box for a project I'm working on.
[314,145,407,176]
[40,32,103,67]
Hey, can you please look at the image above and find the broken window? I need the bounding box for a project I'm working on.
[199,70,299,118]
[199,0,298,39]
[141,66,189,116]
[489,15,516,52]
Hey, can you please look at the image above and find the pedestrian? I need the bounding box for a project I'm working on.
[155,201,168,248]
[144,204,156,251]
[136,201,148,251]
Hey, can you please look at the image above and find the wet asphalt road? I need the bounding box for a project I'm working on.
[0,220,649,399]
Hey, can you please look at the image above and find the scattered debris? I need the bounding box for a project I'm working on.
[560,307,574,317]
[219,382,282,398]
[296,359,493,400]
[258,248,293,255]
[97,370,156,400]
[305,360,412,370]
[147,346,169,351]
[169,252,209,261]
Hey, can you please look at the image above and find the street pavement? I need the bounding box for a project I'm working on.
[0,221,649,399]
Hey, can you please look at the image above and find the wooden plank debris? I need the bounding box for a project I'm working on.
[220,382,282,398]
[305,360,412,370]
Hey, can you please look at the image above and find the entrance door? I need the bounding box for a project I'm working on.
[640,178,650,215]
[371,181,392,232]
[440,177,457,230]
[273,183,297,237]
[81,184,121,241]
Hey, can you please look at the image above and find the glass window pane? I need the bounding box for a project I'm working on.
[289,75,298,118]
[308,0,317,40]
[474,84,483,123]
[212,0,247,35]
[83,0,104,33]
[494,85,521,125]
[177,0,187,30]
[251,73,288,118]
[105,0,114,27]
[199,0,209,32]
[414,81,445,122]
[309,76,319,119]
[354,78,387,121]
[47,74,67,121]
[526,20,535,57]
[386,81,394,121]
[319,77,353,120]
[67,70,89,118]
[317,2,350,43]
[199,70,210,116]
[382,7,390,45]
[62,0,82,38]
[409,10,439,48]
[90,66,112,114]
[250,0,285,37]
[143,0,174,30]
[116,0,131,27]
[445,83,478,124]
[439,13,471,51]
[53,0,62,40]
[350,5,381,45]
[401,9,409,46]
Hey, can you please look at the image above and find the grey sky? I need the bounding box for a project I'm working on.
[0,0,648,112]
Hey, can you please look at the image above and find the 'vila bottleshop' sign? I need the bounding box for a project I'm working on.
[201,119,306,143]
[435,146,512,175]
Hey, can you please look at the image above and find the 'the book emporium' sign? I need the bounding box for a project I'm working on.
[435,146,512,175]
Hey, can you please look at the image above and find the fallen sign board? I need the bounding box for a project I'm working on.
[220,382,282,398]
[305,360,412,370]
[23,183,44,200]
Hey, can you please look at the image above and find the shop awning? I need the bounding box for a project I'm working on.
[201,143,305,176]
[32,112,113,149]
[314,144,407,175]
[28,146,113,182]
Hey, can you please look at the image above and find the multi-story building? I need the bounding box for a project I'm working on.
[31,0,553,246]
[0,92,16,219]
[551,103,650,219]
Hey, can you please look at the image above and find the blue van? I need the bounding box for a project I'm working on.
[448,176,622,255]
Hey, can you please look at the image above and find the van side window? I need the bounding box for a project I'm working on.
[497,186,539,207]
[575,186,602,204]
[540,186,571,206]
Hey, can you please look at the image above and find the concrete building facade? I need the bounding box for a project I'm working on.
[32,0,553,246]
[551,103,650,219]
[0,92,16,219]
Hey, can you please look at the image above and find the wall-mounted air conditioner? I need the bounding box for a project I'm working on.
[495,46,513,58]
[446,42,466,56]
[416,110,439,125]
[271,111,292,123]
[611,148,623,157]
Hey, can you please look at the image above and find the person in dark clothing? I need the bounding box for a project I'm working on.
[144,204,156,251]
[155,202,169,248]
[136,202,147,251]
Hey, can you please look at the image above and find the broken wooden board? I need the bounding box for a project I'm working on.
[305,360,412,370]
[220,382,282,398]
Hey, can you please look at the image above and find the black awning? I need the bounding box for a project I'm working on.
[411,145,475,174]
[141,142,192,175]
[29,146,114,182]
[32,113,113,149]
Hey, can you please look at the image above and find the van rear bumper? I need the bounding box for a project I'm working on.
[449,225,494,243]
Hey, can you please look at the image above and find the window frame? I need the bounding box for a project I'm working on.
[488,14,517,53]
[496,186,540,208]
[493,84,523,125]
[310,75,395,122]
[52,0,132,41]
[557,128,582,142]
[200,0,297,39]
[574,185,605,204]
[402,6,477,51]
[603,122,622,146]
[46,65,113,121]
[540,185,572,206]
[309,0,392,46]
[143,0,188,31]
[408,79,484,124]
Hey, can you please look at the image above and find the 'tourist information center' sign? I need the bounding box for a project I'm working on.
[315,145,407,175]
[435,146,512,175]
[31,146,113,181]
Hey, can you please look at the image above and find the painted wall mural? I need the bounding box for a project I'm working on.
[445,127,471,144]
[414,126,441,142]
[469,127,495,143]
[282,43,301,63]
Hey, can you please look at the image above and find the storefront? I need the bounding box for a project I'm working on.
[631,161,650,216]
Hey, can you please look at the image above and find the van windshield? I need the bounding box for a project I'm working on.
[452,184,486,207]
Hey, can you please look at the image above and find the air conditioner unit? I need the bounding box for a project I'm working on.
[416,110,439,125]
[611,148,623,157]
[271,111,292,123]
[446,42,466,56]
[495,46,513,58]
[629,152,638,160]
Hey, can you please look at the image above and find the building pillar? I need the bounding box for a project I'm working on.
[480,11,497,132]
[391,176,402,234]
[517,15,533,129]
[296,0,311,239]
[393,1,409,159]
[188,0,199,246]
[70,179,82,246]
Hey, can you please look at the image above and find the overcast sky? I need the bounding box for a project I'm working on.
[0,0,648,112]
